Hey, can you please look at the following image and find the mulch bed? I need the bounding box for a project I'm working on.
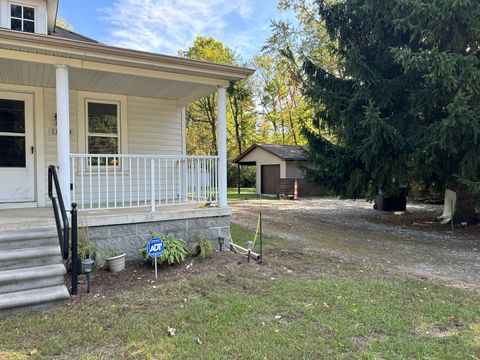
[65,250,260,305]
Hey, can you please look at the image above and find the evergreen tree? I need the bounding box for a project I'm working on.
[302,0,480,221]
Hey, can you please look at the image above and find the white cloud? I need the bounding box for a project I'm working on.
[100,0,257,56]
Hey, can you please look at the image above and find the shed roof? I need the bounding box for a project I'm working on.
[234,143,309,163]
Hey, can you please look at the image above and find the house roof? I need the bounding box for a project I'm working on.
[0,28,255,83]
[234,143,309,163]
[52,27,100,44]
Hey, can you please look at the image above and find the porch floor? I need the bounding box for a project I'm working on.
[0,205,230,231]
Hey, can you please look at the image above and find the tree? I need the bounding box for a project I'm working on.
[182,37,256,162]
[300,0,479,221]
[227,79,256,156]
[56,17,73,31]
[182,37,237,155]
[253,54,308,146]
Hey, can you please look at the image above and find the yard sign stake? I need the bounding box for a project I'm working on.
[147,237,165,280]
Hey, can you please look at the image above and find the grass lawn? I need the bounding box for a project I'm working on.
[0,225,479,359]
[227,187,275,201]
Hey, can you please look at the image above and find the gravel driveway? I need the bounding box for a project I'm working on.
[230,198,480,291]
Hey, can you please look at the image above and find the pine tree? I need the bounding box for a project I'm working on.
[302,0,480,221]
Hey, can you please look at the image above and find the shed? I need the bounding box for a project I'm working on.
[233,143,323,196]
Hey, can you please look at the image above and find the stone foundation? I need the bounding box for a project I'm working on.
[87,215,230,259]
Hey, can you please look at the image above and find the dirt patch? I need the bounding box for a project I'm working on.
[230,199,480,291]
[416,322,465,338]
[366,205,480,237]
[351,332,386,351]
[65,251,265,305]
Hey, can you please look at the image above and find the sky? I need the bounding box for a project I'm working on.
[58,0,295,61]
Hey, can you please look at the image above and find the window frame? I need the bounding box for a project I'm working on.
[85,99,121,157]
[9,3,36,33]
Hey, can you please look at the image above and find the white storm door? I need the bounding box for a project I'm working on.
[0,92,35,203]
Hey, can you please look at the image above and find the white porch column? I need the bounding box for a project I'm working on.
[217,85,228,208]
[55,65,71,208]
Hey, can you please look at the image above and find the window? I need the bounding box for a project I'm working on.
[0,99,26,167]
[10,4,35,33]
[87,101,120,164]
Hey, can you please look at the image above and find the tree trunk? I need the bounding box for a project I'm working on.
[454,182,478,224]
[228,92,243,156]
[204,96,217,153]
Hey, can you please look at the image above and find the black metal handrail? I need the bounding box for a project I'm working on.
[48,165,69,260]
[48,165,78,295]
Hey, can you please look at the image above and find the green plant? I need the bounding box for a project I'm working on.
[105,247,122,258]
[190,236,214,259]
[77,227,105,269]
[139,232,188,266]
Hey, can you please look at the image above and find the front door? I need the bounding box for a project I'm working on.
[0,92,35,203]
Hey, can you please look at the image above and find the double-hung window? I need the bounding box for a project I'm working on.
[87,101,120,165]
[10,4,35,33]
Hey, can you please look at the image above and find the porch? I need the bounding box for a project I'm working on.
[0,29,256,213]
[0,25,253,315]
[0,204,230,231]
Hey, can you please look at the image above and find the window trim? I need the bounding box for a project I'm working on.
[9,3,36,33]
[77,91,128,159]
[85,99,121,156]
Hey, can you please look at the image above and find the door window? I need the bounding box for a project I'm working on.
[0,99,26,167]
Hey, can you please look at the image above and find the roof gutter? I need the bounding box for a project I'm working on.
[0,29,255,81]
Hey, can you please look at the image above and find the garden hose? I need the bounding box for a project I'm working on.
[229,212,261,255]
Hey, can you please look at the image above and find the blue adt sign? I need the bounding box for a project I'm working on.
[147,237,164,258]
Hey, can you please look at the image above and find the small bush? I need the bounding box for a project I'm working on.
[140,232,188,266]
[190,236,214,259]
[75,227,105,269]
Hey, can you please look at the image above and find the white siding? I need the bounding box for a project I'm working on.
[42,90,183,205]
[0,0,48,34]
[127,96,182,155]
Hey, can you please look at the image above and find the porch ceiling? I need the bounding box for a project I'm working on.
[0,58,216,104]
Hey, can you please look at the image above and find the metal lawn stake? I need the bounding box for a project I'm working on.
[259,211,263,264]
[451,200,454,235]
[147,237,164,280]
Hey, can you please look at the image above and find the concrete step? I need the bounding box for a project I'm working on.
[0,264,66,294]
[0,285,69,316]
[0,228,59,250]
[0,246,62,271]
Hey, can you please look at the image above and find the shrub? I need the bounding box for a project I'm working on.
[190,236,214,259]
[74,227,105,270]
[140,232,188,266]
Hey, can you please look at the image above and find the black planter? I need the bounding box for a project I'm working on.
[374,188,407,212]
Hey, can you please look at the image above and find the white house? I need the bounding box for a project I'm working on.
[0,0,254,314]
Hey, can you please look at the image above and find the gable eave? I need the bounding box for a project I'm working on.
[47,0,59,34]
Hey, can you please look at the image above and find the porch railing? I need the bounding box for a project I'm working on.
[70,154,219,211]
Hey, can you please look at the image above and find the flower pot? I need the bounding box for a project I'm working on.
[106,253,126,273]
